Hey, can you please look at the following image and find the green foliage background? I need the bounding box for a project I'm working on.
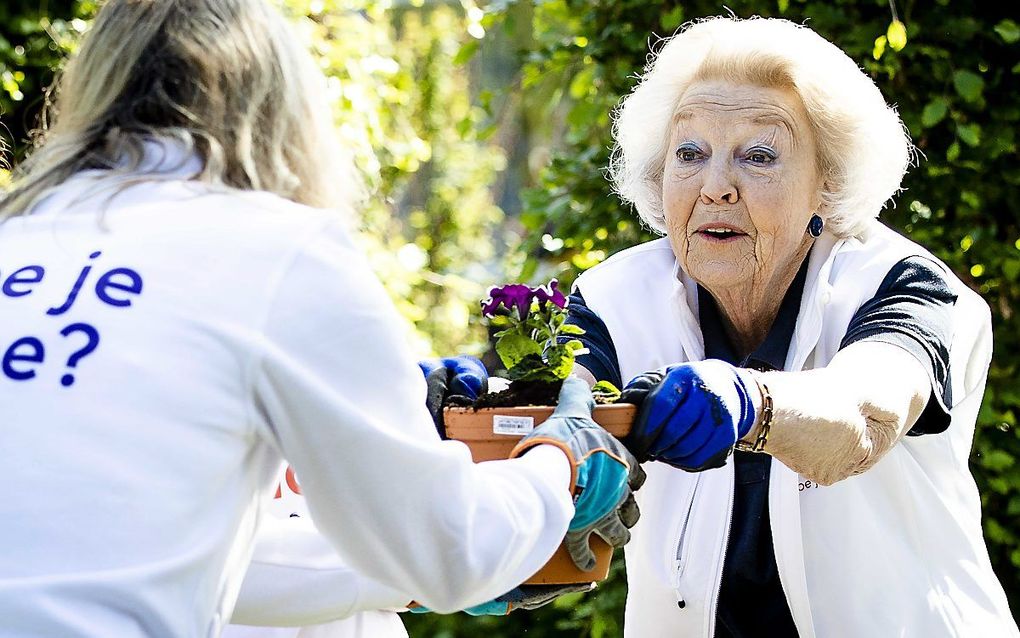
[2,0,1017,635]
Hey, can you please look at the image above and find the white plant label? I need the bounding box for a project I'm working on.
[492,415,535,436]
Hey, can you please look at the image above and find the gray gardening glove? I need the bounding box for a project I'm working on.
[511,377,646,570]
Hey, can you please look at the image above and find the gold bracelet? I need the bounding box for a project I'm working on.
[735,375,772,453]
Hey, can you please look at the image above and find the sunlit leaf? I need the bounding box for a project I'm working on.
[887,19,907,51]
[569,65,596,100]
[946,141,961,161]
[957,122,982,147]
[453,40,479,65]
[1003,260,1020,281]
[661,6,685,31]
[872,35,887,60]
[558,323,586,335]
[953,69,985,103]
[994,19,1020,44]
[495,332,543,370]
[921,99,948,127]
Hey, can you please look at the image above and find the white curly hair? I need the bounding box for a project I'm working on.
[609,16,914,238]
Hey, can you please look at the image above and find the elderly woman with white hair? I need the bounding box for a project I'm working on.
[565,17,1020,638]
[0,0,644,635]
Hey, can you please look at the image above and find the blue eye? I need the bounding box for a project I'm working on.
[676,144,704,162]
[746,147,777,165]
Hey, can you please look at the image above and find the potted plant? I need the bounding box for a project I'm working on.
[443,280,634,585]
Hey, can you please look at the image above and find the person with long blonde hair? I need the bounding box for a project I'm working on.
[0,1,642,636]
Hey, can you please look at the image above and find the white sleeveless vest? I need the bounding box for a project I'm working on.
[574,222,1017,638]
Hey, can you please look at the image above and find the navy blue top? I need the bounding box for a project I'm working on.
[565,254,957,637]
[701,260,804,638]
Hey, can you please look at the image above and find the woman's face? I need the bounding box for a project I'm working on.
[662,80,823,294]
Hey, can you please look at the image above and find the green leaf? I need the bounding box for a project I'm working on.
[953,70,985,103]
[592,380,622,403]
[960,190,982,209]
[543,344,576,380]
[994,19,1020,44]
[495,331,543,370]
[887,20,907,52]
[453,40,479,65]
[982,450,1016,472]
[477,123,499,141]
[946,141,961,161]
[507,353,560,383]
[558,323,586,335]
[921,99,949,127]
[661,6,685,31]
[569,65,595,100]
[592,380,621,393]
[957,122,982,147]
[777,0,789,13]
[1004,260,1020,281]
[873,35,887,60]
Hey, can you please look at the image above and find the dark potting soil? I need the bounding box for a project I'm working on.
[458,379,619,409]
[470,379,563,409]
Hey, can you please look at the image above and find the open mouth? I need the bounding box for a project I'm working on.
[697,227,745,242]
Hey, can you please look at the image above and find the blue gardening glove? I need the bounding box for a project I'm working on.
[510,377,645,571]
[419,356,488,437]
[619,360,760,471]
[407,583,593,616]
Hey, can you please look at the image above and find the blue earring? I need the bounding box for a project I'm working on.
[807,214,824,238]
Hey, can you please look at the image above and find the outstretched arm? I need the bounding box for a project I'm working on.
[748,340,930,485]
[251,223,574,613]
[232,514,412,626]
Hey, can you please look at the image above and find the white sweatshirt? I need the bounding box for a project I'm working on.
[222,467,408,638]
[0,160,572,637]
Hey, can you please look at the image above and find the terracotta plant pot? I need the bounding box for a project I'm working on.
[444,403,635,585]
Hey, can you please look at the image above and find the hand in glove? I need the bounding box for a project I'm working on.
[511,377,645,571]
[418,356,488,437]
[407,583,594,616]
[619,360,760,471]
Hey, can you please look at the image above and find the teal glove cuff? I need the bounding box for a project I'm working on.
[405,584,593,616]
[410,601,513,615]
[570,452,629,531]
[464,600,513,616]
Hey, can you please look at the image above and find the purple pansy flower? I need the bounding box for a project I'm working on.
[481,283,534,318]
[481,280,567,318]
[480,279,582,383]
[534,279,566,309]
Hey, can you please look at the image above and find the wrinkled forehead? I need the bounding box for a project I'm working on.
[671,81,811,143]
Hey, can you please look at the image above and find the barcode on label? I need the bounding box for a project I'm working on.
[492,415,535,436]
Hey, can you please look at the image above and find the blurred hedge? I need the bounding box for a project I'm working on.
[0,1,95,164]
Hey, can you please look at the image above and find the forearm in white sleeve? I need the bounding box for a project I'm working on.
[231,514,412,626]
[248,224,573,613]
